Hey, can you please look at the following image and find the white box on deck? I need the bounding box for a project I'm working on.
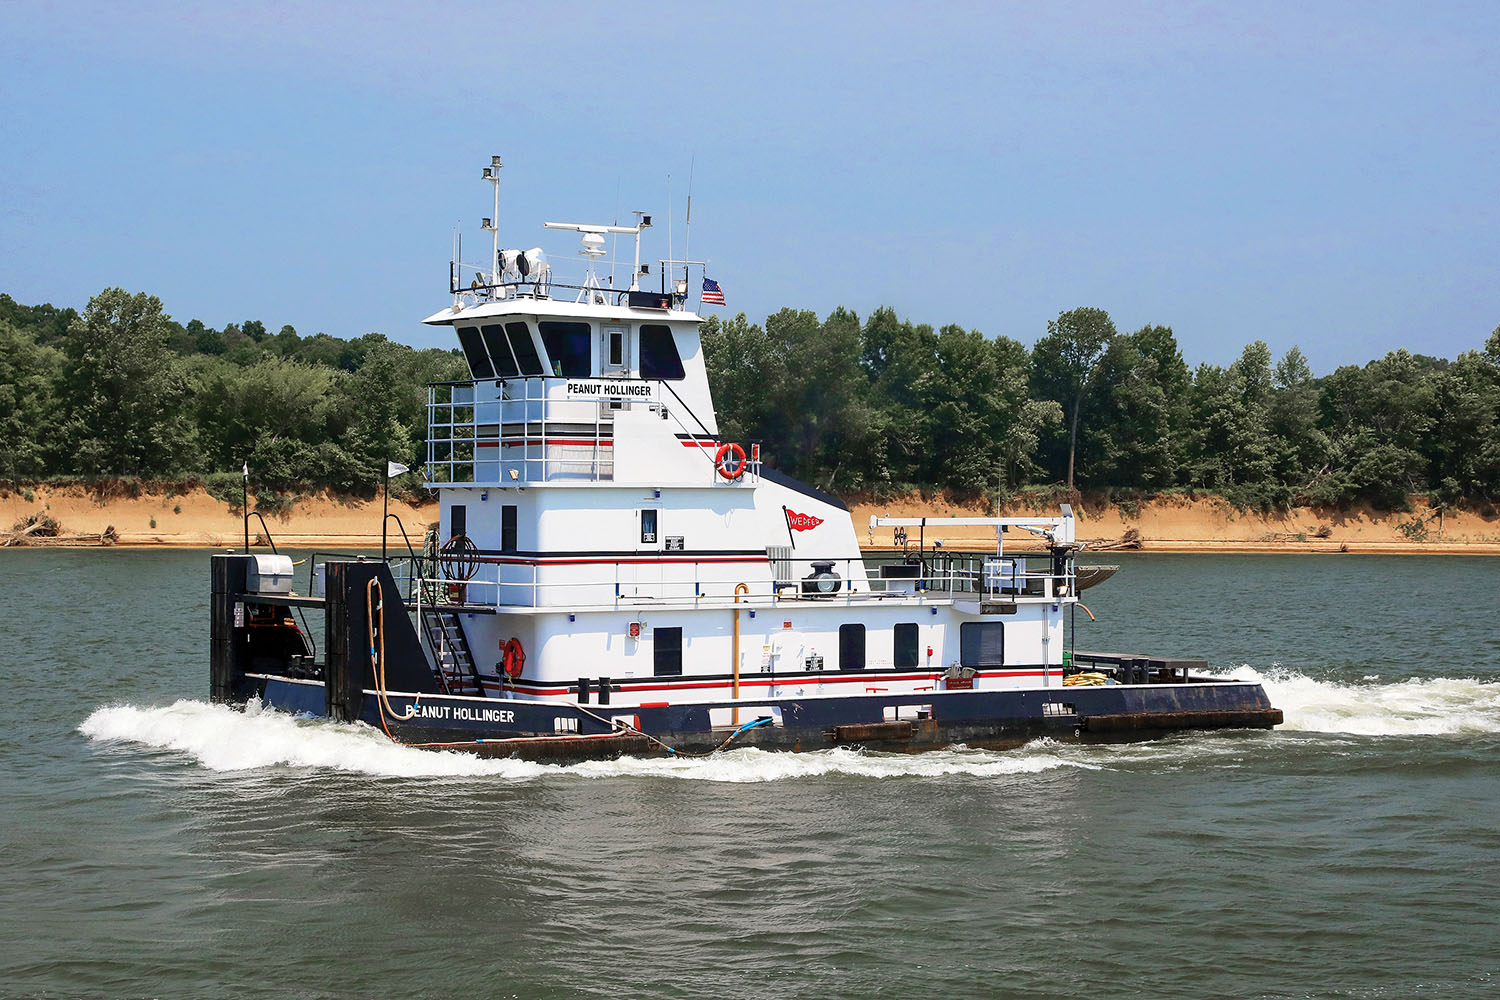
[246,554,295,595]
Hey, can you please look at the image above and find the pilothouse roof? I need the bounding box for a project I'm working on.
[439,155,717,327]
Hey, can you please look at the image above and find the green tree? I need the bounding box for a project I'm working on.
[1077,326,1187,488]
[60,288,199,476]
[1313,350,1436,508]
[1267,346,1327,493]
[0,320,65,478]
[1030,307,1117,487]
[859,307,938,488]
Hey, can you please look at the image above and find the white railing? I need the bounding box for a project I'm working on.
[366,553,1074,611]
[426,377,754,487]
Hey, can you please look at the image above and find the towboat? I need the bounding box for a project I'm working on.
[209,159,1282,760]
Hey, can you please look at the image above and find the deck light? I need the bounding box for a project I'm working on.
[483,167,493,180]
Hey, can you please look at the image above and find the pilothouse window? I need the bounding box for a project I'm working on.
[481,324,519,378]
[639,325,685,380]
[538,322,591,377]
[456,326,494,379]
[505,322,544,376]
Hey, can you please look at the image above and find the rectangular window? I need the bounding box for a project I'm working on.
[603,326,627,372]
[481,324,519,378]
[959,622,1005,668]
[639,324,685,380]
[653,627,683,676]
[450,504,466,541]
[641,509,658,544]
[839,624,866,671]
[456,326,494,379]
[505,322,544,376]
[538,322,592,377]
[501,505,517,553]
[894,623,919,669]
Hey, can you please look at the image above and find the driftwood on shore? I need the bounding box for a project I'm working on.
[1087,528,1142,551]
[3,523,118,547]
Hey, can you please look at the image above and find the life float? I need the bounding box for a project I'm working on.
[501,637,526,678]
[714,442,747,480]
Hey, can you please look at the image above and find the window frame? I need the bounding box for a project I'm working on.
[959,622,1005,668]
[602,324,629,374]
[639,324,686,380]
[894,623,919,669]
[538,321,593,378]
[501,504,517,553]
[480,323,519,378]
[456,326,494,379]
[505,321,545,376]
[653,626,683,677]
[839,623,867,671]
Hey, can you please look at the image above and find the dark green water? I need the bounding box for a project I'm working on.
[2,550,1498,999]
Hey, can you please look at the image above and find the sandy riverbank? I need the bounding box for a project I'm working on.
[0,484,435,549]
[850,491,1500,555]
[4,484,1499,554]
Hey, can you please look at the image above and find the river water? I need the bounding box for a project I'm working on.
[2,549,1497,999]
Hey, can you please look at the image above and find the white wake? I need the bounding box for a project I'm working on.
[79,668,1500,780]
[1218,666,1500,736]
[78,699,1096,781]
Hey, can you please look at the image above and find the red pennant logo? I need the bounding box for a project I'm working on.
[785,509,823,532]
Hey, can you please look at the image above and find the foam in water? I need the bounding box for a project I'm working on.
[78,700,1096,782]
[79,667,1500,781]
[1219,666,1500,736]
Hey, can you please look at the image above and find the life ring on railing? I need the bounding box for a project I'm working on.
[714,442,747,480]
[501,637,526,678]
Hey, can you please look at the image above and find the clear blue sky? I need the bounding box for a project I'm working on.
[2,1,1496,372]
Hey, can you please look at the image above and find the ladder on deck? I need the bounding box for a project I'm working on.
[420,609,483,696]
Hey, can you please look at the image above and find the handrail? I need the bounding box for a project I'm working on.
[245,511,280,554]
[426,375,762,485]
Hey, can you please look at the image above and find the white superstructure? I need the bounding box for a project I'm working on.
[409,158,1080,710]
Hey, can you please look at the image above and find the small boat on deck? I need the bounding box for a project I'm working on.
[209,158,1281,760]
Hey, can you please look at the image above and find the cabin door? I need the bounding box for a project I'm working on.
[633,508,662,598]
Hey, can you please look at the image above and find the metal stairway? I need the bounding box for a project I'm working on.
[420,609,483,696]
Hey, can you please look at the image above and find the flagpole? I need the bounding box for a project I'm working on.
[381,461,390,561]
[242,461,250,552]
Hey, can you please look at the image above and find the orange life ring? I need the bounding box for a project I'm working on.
[501,637,526,678]
[714,442,747,480]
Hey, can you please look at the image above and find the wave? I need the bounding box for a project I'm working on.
[78,700,1097,781]
[79,667,1500,780]
[1217,666,1500,736]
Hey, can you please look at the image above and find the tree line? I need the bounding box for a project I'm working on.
[701,306,1500,510]
[0,289,465,497]
[3,289,1496,511]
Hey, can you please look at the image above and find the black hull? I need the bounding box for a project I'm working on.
[242,673,1282,763]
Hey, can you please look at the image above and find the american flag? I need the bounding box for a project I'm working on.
[701,277,726,306]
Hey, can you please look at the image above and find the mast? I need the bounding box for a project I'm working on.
[482,155,502,285]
